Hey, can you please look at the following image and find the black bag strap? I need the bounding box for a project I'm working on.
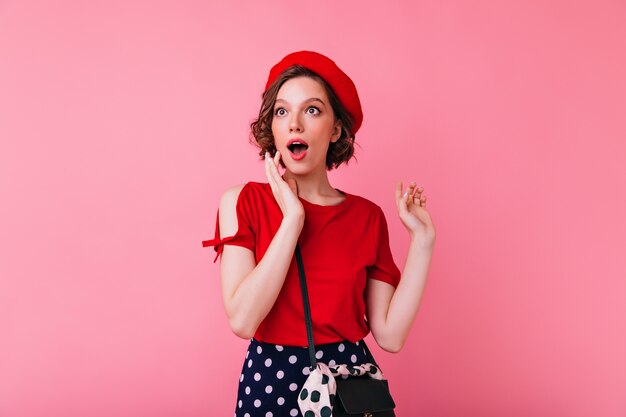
[295,243,381,371]
[294,244,318,369]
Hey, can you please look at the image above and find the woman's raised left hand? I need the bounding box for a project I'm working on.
[395,181,436,248]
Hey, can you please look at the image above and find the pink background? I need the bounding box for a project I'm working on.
[1,1,625,416]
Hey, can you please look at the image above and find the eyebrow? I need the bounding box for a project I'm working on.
[275,97,326,107]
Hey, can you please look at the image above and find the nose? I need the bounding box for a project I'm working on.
[289,113,303,133]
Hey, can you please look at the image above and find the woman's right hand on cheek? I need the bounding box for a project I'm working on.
[265,151,305,223]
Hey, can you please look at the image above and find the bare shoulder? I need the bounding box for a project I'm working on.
[219,183,246,207]
[218,184,247,236]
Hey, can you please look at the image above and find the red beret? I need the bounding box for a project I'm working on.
[264,50,363,135]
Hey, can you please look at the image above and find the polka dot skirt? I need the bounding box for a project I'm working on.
[234,337,375,417]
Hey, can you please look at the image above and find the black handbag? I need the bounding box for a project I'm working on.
[295,244,396,417]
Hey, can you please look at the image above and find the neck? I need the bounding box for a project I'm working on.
[281,168,340,202]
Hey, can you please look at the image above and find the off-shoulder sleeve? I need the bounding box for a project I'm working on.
[201,185,256,263]
[366,207,401,288]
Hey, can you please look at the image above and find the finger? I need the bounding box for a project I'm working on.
[264,152,271,179]
[402,181,415,202]
[406,190,417,208]
[397,181,408,211]
[399,188,410,215]
[274,151,283,174]
[395,181,403,208]
[272,151,285,183]
[265,152,278,193]
[267,151,281,182]
[269,153,290,194]
[264,152,273,183]
[270,150,279,172]
[274,149,281,167]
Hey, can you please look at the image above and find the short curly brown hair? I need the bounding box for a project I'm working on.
[249,65,359,170]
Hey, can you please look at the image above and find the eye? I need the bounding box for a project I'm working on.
[274,107,286,116]
[307,106,321,115]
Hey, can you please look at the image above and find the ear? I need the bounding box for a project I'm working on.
[330,122,343,143]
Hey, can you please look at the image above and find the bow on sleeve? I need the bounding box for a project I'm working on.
[201,206,255,263]
[202,234,247,263]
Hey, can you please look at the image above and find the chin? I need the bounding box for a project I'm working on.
[284,162,313,176]
[286,167,310,176]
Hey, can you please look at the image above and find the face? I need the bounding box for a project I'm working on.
[271,76,341,174]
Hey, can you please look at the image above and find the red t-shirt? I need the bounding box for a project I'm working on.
[202,181,401,346]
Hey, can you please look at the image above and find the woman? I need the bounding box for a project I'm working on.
[203,50,436,417]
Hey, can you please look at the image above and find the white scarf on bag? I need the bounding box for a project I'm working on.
[297,361,384,417]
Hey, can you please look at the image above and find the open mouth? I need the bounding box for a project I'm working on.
[287,142,309,156]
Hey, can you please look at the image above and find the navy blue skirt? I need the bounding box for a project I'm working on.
[234,337,377,417]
